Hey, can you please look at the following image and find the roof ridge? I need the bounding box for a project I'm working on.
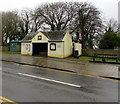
[22,31,68,41]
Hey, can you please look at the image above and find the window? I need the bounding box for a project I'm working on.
[38,35,42,40]
[50,43,56,51]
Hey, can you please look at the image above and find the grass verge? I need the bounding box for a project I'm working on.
[0,51,20,54]
[66,56,119,62]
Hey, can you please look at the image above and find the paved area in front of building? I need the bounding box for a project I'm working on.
[1,53,119,78]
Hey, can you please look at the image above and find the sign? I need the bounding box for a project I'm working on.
[50,43,56,51]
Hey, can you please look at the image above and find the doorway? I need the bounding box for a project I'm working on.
[32,43,48,56]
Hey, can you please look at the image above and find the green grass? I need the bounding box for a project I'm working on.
[0,51,20,54]
[79,56,92,59]
[93,57,119,62]
[80,56,119,62]
[66,56,119,62]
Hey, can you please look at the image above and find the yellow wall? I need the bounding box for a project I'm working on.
[48,42,64,58]
[74,43,82,56]
[21,43,32,55]
[63,32,72,57]
[32,32,48,43]
[48,32,73,58]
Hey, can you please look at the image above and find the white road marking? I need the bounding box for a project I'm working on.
[18,73,81,88]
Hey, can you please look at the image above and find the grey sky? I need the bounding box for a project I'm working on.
[0,0,119,21]
[118,1,120,24]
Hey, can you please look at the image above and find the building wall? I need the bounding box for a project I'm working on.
[63,32,72,57]
[16,45,21,52]
[21,43,32,55]
[74,43,82,56]
[32,32,48,43]
[48,42,64,58]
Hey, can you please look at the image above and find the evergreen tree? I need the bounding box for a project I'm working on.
[99,29,119,49]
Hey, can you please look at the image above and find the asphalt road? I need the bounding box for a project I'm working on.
[1,61,119,103]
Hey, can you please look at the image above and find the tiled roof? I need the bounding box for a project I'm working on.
[21,31,66,42]
[42,31,66,41]
[22,32,37,42]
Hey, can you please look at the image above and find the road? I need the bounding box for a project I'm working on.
[1,61,119,103]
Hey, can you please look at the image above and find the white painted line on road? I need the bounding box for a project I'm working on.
[18,73,81,88]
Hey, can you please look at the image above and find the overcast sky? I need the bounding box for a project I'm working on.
[0,0,119,22]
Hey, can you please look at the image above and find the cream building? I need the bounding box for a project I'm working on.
[21,31,82,58]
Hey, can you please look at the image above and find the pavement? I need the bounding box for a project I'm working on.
[1,53,120,79]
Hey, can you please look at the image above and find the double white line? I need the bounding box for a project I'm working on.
[18,73,81,88]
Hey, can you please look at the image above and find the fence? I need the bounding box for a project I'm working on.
[82,49,120,58]
[0,46,9,51]
[0,46,21,52]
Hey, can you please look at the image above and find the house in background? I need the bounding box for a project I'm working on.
[21,31,82,58]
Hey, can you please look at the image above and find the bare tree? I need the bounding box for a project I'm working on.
[18,8,45,37]
[30,9,45,32]
[2,11,21,45]
[1,2,103,49]
[34,2,103,49]
[18,9,32,38]
[71,2,103,49]
[35,2,75,31]
[105,18,118,32]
